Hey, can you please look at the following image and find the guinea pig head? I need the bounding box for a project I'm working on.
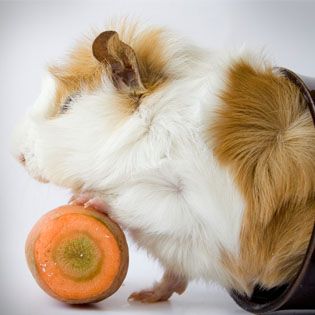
[11,30,163,190]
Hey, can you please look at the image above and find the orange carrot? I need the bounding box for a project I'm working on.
[26,205,128,304]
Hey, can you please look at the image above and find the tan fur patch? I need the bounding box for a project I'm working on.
[208,59,315,294]
[130,28,168,91]
[48,26,167,117]
[49,41,105,115]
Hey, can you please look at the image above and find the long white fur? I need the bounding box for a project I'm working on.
[11,27,257,291]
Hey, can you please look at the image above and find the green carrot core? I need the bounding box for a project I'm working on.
[53,233,102,281]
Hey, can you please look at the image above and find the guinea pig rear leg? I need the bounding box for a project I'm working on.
[69,192,110,214]
[128,270,187,303]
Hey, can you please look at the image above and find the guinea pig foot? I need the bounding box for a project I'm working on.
[83,197,110,212]
[128,272,187,303]
[128,288,172,303]
[69,192,92,205]
[69,193,110,214]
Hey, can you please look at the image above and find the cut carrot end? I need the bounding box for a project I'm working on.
[26,205,128,304]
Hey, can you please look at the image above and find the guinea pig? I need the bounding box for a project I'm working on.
[12,22,315,303]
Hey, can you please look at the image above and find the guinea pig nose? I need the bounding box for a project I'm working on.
[18,153,26,165]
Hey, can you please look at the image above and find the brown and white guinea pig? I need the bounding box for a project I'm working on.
[11,22,315,302]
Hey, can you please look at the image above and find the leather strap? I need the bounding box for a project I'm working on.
[229,68,315,314]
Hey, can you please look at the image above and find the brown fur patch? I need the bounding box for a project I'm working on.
[208,59,315,294]
[48,26,167,117]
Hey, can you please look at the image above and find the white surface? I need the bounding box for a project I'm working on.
[1,1,315,314]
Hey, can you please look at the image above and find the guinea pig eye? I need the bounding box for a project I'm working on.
[61,93,79,113]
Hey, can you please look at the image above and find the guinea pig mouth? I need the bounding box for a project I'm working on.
[18,154,50,184]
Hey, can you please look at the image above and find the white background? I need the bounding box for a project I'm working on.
[1,1,315,315]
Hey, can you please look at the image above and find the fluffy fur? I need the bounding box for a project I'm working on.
[207,58,315,294]
[12,22,315,302]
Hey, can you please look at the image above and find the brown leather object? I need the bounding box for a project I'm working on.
[229,68,315,314]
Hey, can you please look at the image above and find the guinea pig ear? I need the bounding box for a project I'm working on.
[92,31,145,93]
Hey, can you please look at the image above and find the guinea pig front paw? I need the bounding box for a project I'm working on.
[69,192,110,214]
